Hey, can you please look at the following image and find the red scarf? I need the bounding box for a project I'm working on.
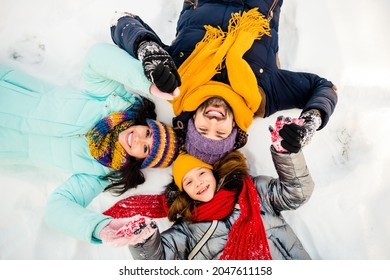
[192,188,237,221]
[103,175,271,260]
[220,175,272,260]
[192,175,271,260]
[103,194,169,219]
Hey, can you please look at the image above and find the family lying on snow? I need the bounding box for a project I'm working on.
[0,0,337,260]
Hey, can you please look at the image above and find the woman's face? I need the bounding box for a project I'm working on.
[182,167,217,202]
[118,125,153,159]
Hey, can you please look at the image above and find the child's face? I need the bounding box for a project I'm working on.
[193,98,235,140]
[118,125,153,159]
[182,167,217,202]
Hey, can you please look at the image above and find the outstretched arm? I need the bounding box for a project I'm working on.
[254,116,316,216]
[110,12,164,58]
[125,217,191,260]
[254,147,314,214]
[83,42,152,101]
[44,174,112,244]
[111,13,181,97]
[271,70,338,130]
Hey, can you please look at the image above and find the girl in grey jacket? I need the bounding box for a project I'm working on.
[110,118,314,259]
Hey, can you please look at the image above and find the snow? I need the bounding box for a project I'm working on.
[1,0,390,261]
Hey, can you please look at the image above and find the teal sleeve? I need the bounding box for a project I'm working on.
[44,174,113,244]
[83,42,152,100]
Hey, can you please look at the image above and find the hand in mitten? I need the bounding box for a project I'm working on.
[115,214,157,246]
[137,41,181,94]
[276,109,322,153]
[278,122,304,153]
[269,116,304,153]
[100,215,157,247]
[99,217,137,247]
[297,109,322,147]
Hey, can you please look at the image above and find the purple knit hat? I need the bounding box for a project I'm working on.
[185,118,237,164]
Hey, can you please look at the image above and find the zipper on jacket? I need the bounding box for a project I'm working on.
[184,0,198,9]
[267,0,279,22]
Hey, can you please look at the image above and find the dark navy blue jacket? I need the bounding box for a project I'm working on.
[111,0,337,130]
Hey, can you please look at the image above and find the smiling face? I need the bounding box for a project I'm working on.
[182,167,217,202]
[118,125,153,159]
[193,97,235,140]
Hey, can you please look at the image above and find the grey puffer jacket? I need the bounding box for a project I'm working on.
[129,148,314,260]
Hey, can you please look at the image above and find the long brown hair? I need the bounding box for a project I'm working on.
[166,150,250,222]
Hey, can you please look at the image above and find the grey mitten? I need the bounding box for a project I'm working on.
[137,41,181,93]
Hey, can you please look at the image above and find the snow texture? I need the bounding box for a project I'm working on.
[1,0,390,260]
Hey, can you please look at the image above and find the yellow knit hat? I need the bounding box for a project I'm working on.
[172,152,213,191]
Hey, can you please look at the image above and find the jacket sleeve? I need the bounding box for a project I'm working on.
[129,222,190,260]
[253,147,314,215]
[128,230,165,260]
[82,43,152,100]
[267,69,338,129]
[110,14,164,58]
[44,174,112,244]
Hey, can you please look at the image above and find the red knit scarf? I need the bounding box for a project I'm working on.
[103,175,271,260]
[103,194,169,219]
[192,188,237,222]
[219,175,272,260]
[191,175,271,260]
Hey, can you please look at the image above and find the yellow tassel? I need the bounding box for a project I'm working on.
[201,25,225,43]
[227,8,270,40]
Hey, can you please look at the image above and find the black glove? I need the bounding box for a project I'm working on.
[279,109,322,153]
[278,123,304,153]
[137,41,181,93]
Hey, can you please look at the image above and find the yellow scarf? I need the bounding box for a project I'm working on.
[171,8,270,132]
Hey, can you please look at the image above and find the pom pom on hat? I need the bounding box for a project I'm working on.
[184,118,237,164]
[172,152,213,191]
[141,119,179,168]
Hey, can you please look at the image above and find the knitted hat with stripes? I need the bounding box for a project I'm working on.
[87,111,178,170]
[141,118,179,168]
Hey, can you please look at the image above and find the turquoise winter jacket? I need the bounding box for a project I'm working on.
[0,43,152,243]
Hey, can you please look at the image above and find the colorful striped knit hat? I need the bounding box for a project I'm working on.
[87,111,178,170]
[87,111,135,170]
[141,119,179,168]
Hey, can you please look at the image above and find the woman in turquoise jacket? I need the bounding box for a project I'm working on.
[0,43,179,244]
